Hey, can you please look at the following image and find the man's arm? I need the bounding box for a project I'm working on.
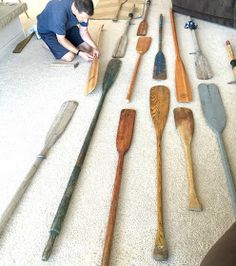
[79,26,100,57]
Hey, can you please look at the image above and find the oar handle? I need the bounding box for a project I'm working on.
[158,14,163,51]
[101,153,125,266]
[216,133,236,214]
[226,41,236,77]
[169,9,180,58]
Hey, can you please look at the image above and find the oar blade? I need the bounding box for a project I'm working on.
[136,36,152,54]
[45,101,78,148]
[174,107,193,140]
[198,83,226,133]
[137,20,148,36]
[112,34,128,58]
[153,51,167,80]
[13,32,35,53]
[194,52,213,80]
[116,109,136,154]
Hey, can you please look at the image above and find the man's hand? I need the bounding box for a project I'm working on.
[79,51,94,61]
[92,47,100,58]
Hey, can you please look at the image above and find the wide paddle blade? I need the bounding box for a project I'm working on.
[153,51,166,80]
[116,109,136,154]
[13,32,35,53]
[174,107,193,141]
[136,36,152,54]
[137,20,148,36]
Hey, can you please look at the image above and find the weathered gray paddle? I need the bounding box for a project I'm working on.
[153,14,166,80]
[0,101,78,236]
[112,5,135,58]
[42,59,122,261]
[198,83,236,214]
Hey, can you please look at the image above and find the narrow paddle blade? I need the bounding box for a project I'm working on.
[112,34,128,58]
[136,36,152,54]
[153,51,166,80]
[137,20,148,36]
[13,32,35,53]
[194,51,213,80]
[174,107,193,141]
[198,83,226,134]
[45,101,78,148]
[116,109,136,154]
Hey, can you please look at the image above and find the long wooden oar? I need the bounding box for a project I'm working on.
[112,5,135,58]
[170,9,192,102]
[150,86,170,261]
[184,17,213,80]
[101,109,136,266]
[174,107,202,211]
[153,14,167,80]
[112,0,128,22]
[84,25,104,95]
[0,101,78,235]
[137,0,151,36]
[198,83,236,214]
[42,59,122,261]
[13,32,35,53]
[126,36,152,102]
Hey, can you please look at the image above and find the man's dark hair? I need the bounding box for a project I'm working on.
[74,0,94,16]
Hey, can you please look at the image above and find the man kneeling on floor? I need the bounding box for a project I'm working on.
[37,0,99,62]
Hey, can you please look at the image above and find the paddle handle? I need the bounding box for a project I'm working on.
[226,41,236,77]
[144,0,151,20]
[126,54,142,102]
[169,9,180,58]
[124,5,135,35]
[216,133,236,214]
[101,153,125,266]
[158,14,163,51]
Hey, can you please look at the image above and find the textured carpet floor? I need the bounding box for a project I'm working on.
[0,0,236,265]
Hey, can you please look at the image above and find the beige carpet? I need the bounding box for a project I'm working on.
[0,0,236,265]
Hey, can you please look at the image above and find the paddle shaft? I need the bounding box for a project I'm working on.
[113,0,128,21]
[158,14,163,51]
[169,10,181,58]
[143,0,151,21]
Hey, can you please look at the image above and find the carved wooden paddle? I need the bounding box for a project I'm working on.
[101,109,136,266]
[150,86,170,261]
[137,0,151,36]
[126,36,152,102]
[170,9,192,102]
[174,107,202,211]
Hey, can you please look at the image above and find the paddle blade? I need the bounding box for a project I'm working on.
[136,36,152,54]
[137,20,148,36]
[45,101,78,148]
[116,109,136,154]
[153,51,167,80]
[112,34,128,58]
[174,107,193,140]
[150,86,170,134]
[198,83,226,134]
[13,32,35,53]
[194,52,213,80]
[102,59,122,93]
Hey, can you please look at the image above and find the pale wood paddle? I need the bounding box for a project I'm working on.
[126,36,152,102]
[101,109,136,266]
[174,107,202,211]
[170,9,192,102]
[84,25,104,95]
[150,86,170,261]
[137,0,151,36]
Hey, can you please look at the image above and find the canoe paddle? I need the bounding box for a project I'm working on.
[126,36,152,102]
[150,86,170,261]
[13,32,35,53]
[101,109,136,266]
[42,59,122,261]
[153,14,167,80]
[113,0,128,22]
[0,101,78,236]
[174,107,202,211]
[170,9,192,102]
[112,4,135,58]
[198,83,236,214]
[184,17,213,80]
[137,0,151,36]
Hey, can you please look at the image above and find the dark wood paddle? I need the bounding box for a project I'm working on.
[42,59,122,261]
[174,107,202,211]
[170,9,192,102]
[137,0,151,36]
[13,32,35,53]
[101,109,136,266]
[198,83,236,214]
[150,86,170,261]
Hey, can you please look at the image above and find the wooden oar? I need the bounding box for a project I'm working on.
[173,107,202,211]
[101,109,136,266]
[112,0,128,22]
[42,59,122,261]
[84,25,104,95]
[153,14,167,80]
[112,4,135,58]
[126,36,152,102]
[13,32,35,53]
[0,101,78,235]
[184,17,213,80]
[51,60,79,69]
[169,9,192,102]
[137,0,151,36]
[150,86,170,261]
[198,83,236,214]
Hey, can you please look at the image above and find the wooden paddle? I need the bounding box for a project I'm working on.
[137,0,151,36]
[0,101,78,236]
[150,86,170,261]
[153,14,167,80]
[42,59,122,261]
[198,83,236,214]
[101,109,136,266]
[113,0,128,22]
[84,25,104,95]
[13,32,35,53]
[174,107,202,211]
[126,36,152,102]
[170,9,192,102]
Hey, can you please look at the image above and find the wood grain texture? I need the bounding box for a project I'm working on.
[150,86,170,261]
[173,107,202,211]
[137,0,151,36]
[169,9,192,102]
[101,109,136,266]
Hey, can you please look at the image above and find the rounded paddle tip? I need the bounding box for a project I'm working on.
[153,245,168,261]
[189,198,203,212]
